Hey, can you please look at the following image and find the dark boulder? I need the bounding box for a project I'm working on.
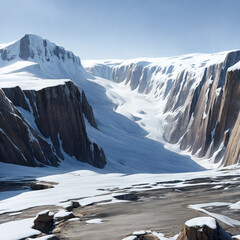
[65,201,80,211]
[114,193,138,201]
[33,210,54,233]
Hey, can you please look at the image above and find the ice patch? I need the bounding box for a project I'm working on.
[54,209,71,218]
[86,218,103,224]
[228,61,240,72]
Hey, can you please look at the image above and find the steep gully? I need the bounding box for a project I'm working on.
[85,51,240,166]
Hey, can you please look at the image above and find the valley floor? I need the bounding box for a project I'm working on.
[54,174,240,240]
[0,164,240,239]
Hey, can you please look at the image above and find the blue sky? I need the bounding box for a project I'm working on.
[0,0,239,59]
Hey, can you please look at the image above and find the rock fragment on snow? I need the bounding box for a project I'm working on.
[65,201,80,211]
[33,210,54,233]
[30,182,54,190]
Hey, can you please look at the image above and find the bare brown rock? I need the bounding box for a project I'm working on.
[162,52,240,165]
[65,201,80,211]
[30,182,54,191]
[213,69,240,152]
[222,112,240,166]
[177,219,231,240]
[33,210,54,233]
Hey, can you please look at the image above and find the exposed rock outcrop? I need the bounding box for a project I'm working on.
[177,217,231,240]
[1,81,106,168]
[222,112,240,166]
[33,210,54,233]
[208,68,240,162]
[163,53,240,164]
[122,218,231,240]
[0,88,59,166]
[65,201,80,211]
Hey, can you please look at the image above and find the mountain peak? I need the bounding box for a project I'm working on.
[22,33,43,39]
[0,34,81,66]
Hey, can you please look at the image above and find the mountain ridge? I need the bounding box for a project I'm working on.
[0,34,239,170]
[84,50,240,166]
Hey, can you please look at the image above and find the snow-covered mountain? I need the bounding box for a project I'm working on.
[84,51,240,166]
[0,34,106,168]
[1,34,240,240]
[0,34,239,171]
[0,34,88,79]
[0,34,205,173]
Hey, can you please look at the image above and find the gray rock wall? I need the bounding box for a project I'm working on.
[164,54,240,164]
[1,81,106,168]
[0,89,59,166]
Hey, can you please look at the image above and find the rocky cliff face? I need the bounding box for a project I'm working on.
[85,51,240,166]
[164,52,240,164]
[0,88,59,166]
[222,106,240,166]
[1,81,106,168]
[0,34,106,168]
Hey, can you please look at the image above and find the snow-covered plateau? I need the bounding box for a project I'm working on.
[0,34,240,240]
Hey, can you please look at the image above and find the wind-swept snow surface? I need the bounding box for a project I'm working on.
[86,218,103,224]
